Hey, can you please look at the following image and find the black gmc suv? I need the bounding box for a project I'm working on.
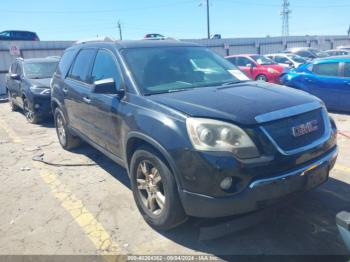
[51,40,338,230]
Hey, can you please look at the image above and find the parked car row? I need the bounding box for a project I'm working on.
[281,56,350,112]
[5,39,338,231]
[6,57,59,123]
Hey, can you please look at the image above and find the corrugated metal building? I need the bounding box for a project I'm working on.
[1,35,350,94]
[0,41,73,94]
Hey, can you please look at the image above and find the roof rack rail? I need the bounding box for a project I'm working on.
[46,56,61,59]
[74,36,115,45]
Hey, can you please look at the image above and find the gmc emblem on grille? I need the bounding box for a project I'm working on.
[292,120,319,137]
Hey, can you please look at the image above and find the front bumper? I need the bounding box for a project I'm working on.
[32,95,52,117]
[179,146,338,218]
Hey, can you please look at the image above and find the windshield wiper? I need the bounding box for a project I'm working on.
[219,80,249,86]
[167,88,194,93]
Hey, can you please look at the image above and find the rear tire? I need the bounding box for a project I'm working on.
[8,91,19,111]
[256,74,268,82]
[54,107,81,150]
[130,146,187,230]
[23,98,41,124]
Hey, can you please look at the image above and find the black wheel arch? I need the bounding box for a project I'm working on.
[125,131,184,191]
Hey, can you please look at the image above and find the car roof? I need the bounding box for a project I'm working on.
[266,53,291,56]
[21,57,60,63]
[326,49,350,52]
[313,55,350,63]
[285,47,319,52]
[1,30,37,34]
[68,40,201,51]
[225,54,258,58]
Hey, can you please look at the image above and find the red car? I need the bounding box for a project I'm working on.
[225,54,286,84]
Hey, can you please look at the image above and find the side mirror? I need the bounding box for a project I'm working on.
[10,74,20,80]
[93,78,124,96]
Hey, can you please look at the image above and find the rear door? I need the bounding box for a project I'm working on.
[64,48,97,137]
[305,61,342,109]
[88,49,124,156]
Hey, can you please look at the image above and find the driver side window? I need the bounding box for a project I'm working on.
[91,49,122,89]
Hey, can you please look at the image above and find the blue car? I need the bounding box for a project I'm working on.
[281,56,350,112]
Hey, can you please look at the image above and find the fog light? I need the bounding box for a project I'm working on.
[220,177,233,190]
[34,104,40,109]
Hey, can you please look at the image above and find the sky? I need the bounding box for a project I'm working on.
[1,0,350,41]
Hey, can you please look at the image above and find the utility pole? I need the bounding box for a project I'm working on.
[281,0,291,37]
[117,20,123,40]
[206,0,210,39]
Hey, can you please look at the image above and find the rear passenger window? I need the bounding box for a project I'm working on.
[344,63,350,78]
[91,50,122,87]
[313,62,339,77]
[57,50,76,77]
[68,49,96,83]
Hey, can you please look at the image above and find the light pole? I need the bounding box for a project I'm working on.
[206,0,210,39]
[117,20,123,40]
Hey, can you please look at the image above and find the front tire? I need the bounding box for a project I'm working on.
[54,107,81,150]
[256,74,268,82]
[130,147,187,230]
[23,98,41,124]
[8,91,19,111]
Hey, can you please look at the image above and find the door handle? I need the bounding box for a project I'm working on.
[62,87,68,93]
[305,78,313,83]
[345,82,350,86]
[83,97,91,104]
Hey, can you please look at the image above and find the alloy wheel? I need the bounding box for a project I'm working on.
[136,160,165,216]
[23,100,35,122]
[56,114,67,146]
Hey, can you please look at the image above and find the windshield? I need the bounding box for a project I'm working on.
[250,55,276,65]
[287,54,307,63]
[24,62,58,79]
[122,47,248,95]
[309,49,329,58]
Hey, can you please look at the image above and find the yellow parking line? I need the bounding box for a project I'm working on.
[0,119,22,143]
[33,163,121,255]
[335,164,350,173]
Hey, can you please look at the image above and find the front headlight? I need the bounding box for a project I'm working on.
[186,118,260,159]
[267,68,279,74]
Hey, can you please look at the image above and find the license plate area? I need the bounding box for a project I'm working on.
[305,163,329,189]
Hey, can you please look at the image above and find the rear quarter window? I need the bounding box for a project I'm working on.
[56,50,77,78]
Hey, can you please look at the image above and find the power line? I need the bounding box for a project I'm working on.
[0,0,196,14]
